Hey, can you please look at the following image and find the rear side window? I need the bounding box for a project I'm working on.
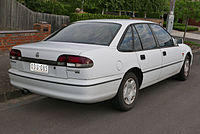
[132,26,142,51]
[118,26,134,51]
[135,24,157,50]
[150,24,174,47]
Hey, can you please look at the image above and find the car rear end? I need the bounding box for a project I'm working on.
[8,21,123,103]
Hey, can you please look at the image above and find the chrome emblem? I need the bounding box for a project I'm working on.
[35,52,39,58]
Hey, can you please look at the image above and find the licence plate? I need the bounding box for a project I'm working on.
[30,63,48,73]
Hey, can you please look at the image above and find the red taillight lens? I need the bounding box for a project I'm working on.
[10,49,21,60]
[68,56,82,63]
[57,55,93,68]
[57,55,67,66]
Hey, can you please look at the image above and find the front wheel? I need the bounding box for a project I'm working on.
[177,55,191,81]
[112,72,139,111]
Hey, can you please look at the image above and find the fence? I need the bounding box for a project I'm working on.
[0,0,70,32]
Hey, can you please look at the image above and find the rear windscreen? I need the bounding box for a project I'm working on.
[47,22,121,46]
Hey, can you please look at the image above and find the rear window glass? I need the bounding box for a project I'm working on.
[47,22,121,46]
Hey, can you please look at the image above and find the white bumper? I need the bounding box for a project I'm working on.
[8,69,122,103]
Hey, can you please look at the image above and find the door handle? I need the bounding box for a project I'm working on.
[163,51,167,56]
[140,55,146,60]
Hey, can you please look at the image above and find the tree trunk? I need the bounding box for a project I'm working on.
[132,11,135,18]
[183,18,189,41]
[102,9,105,15]
[125,11,127,16]
[119,10,122,16]
[144,12,147,18]
[81,0,84,12]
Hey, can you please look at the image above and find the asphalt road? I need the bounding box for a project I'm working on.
[0,52,200,134]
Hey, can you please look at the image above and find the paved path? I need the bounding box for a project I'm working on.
[172,30,200,40]
[0,52,200,134]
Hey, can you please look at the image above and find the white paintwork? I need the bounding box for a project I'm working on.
[136,49,162,88]
[9,19,193,103]
[160,46,182,79]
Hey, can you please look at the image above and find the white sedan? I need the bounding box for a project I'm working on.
[9,19,193,111]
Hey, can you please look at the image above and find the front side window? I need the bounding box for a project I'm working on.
[47,22,121,46]
[150,24,174,47]
[135,24,157,50]
[118,26,134,51]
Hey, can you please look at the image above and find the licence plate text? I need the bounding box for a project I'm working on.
[30,63,48,73]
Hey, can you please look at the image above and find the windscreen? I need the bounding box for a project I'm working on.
[47,22,121,46]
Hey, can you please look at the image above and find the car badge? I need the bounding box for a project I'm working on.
[36,52,39,58]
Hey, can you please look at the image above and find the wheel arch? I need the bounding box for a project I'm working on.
[186,52,192,64]
[124,67,143,88]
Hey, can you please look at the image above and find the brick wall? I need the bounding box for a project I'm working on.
[0,30,50,50]
[189,19,200,27]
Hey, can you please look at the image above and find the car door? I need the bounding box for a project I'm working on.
[133,24,162,88]
[149,24,182,79]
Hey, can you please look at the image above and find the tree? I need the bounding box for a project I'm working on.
[98,0,111,14]
[132,0,169,18]
[175,0,200,40]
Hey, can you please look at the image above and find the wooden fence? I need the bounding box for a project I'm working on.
[0,0,70,32]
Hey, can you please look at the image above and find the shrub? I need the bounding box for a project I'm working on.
[163,22,185,27]
[163,22,198,31]
[70,13,130,22]
[173,26,198,31]
[135,12,162,19]
[174,23,185,26]
[17,0,70,15]
[184,41,200,47]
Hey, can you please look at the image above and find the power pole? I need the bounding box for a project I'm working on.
[166,0,176,33]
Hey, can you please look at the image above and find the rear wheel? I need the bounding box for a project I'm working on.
[113,72,139,111]
[177,55,191,81]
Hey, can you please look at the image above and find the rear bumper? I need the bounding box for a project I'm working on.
[8,69,122,103]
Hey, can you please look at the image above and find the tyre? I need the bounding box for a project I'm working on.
[112,72,139,111]
[177,55,191,81]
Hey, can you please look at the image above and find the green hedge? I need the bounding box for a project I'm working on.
[173,26,198,31]
[173,23,185,26]
[135,12,161,19]
[163,22,198,31]
[70,13,130,22]
[163,22,185,27]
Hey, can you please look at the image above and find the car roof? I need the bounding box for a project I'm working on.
[76,19,156,25]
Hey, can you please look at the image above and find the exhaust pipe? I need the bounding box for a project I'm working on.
[22,89,30,94]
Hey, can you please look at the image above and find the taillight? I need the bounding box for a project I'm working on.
[10,49,22,60]
[57,55,93,68]
[57,55,67,66]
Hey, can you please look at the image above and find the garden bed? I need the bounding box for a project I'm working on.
[184,40,200,50]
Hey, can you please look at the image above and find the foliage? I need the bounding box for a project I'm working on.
[163,22,186,27]
[173,26,198,32]
[175,0,200,22]
[70,13,130,22]
[17,0,169,19]
[184,41,200,47]
[132,0,169,17]
[17,0,70,15]
[174,0,200,40]
[163,22,198,31]
[135,12,162,19]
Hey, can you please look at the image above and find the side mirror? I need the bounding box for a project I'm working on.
[176,38,183,44]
